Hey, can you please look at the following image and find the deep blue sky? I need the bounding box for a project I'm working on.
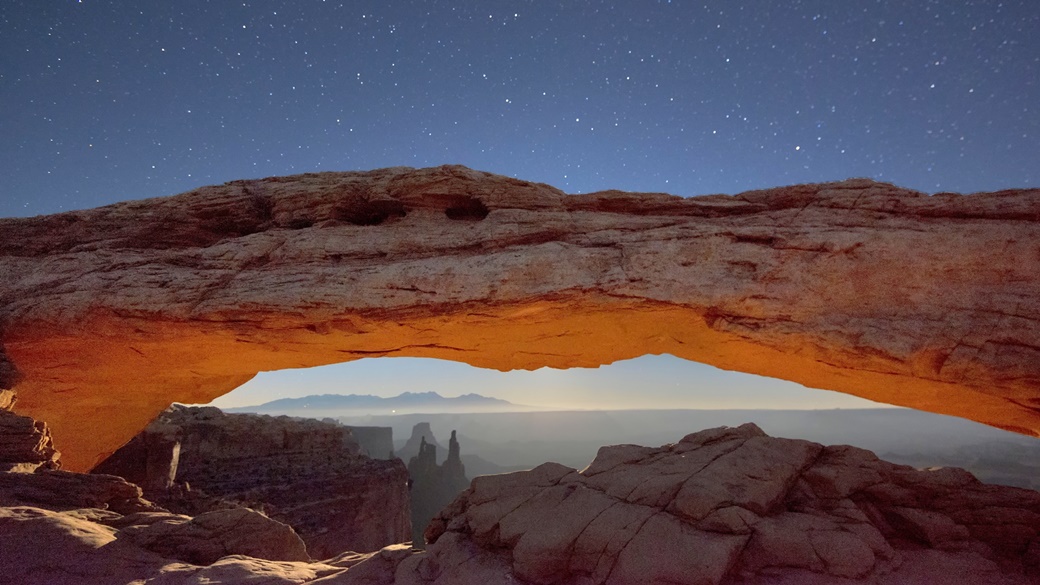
[3,1,1037,410]
[2,0,1037,218]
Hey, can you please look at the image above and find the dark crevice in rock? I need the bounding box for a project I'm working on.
[444,196,490,221]
[334,199,408,226]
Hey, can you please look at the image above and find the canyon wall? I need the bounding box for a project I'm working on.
[0,165,1038,470]
[93,406,410,558]
[5,424,1037,584]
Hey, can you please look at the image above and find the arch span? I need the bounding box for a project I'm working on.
[1,165,1038,471]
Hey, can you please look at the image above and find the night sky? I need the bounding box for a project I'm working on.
[3,2,1038,410]
[3,1,1037,218]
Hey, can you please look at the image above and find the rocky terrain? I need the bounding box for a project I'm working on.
[93,405,410,558]
[407,429,469,548]
[3,413,1038,584]
[1,166,1038,471]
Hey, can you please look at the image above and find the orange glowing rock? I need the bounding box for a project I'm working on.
[1,165,1038,471]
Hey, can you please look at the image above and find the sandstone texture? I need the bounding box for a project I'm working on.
[405,424,1040,584]
[5,424,1037,584]
[94,405,411,558]
[0,407,60,472]
[0,165,1038,470]
[0,410,328,585]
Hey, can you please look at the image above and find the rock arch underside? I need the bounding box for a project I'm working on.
[0,165,1038,472]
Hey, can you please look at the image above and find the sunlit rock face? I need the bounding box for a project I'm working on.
[0,165,1038,471]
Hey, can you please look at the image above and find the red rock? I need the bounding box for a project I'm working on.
[94,405,411,558]
[0,409,60,472]
[2,424,1038,584]
[0,166,1037,473]
[116,507,309,564]
[413,425,1040,584]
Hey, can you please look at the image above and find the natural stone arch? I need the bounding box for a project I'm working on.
[1,165,1038,472]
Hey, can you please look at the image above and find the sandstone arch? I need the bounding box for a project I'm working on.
[1,165,1038,471]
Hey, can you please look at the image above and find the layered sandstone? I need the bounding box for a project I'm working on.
[93,405,411,558]
[0,165,1038,470]
[5,425,1037,584]
[0,408,60,472]
[404,424,1040,584]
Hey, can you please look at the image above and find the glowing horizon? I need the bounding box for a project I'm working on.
[208,354,894,412]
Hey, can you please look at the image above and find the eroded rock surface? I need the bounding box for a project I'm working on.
[3,424,1039,584]
[0,408,60,472]
[1,166,1039,470]
[94,405,411,558]
[406,424,1040,584]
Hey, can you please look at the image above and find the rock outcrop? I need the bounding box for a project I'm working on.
[0,408,343,584]
[345,425,396,459]
[94,405,411,558]
[407,430,470,547]
[1,166,1039,470]
[4,424,1039,584]
[398,422,445,463]
[0,503,322,585]
[0,408,60,472]
[398,424,1039,584]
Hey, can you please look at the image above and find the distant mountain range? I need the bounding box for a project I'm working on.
[225,391,528,415]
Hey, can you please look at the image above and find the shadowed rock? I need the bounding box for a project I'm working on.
[407,428,469,548]
[410,424,1040,584]
[93,405,411,558]
[2,424,1038,583]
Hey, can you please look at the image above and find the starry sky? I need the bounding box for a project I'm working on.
[4,1,1038,409]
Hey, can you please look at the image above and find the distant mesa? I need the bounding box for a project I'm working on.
[1,164,1038,471]
[226,391,527,417]
[396,421,445,463]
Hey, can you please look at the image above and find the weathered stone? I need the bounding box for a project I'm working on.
[0,389,15,411]
[0,166,1038,471]
[0,469,157,514]
[2,424,1039,584]
[0,506,170,585]
[0,409,60,472]
[95,405,411,558]
[414,425,1039,584]
[117,507,309,565]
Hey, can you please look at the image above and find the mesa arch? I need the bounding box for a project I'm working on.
[1,165,1038,472]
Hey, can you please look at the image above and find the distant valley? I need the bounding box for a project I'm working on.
[230,395,1040,491]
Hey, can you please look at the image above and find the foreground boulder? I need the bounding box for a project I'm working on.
[0,401,59,472]
[94,405,411,557]
[2,166,1039,471]
[408,424,1040,584]
[0,428,315,584]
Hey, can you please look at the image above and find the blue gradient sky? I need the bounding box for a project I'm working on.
[4,2,1036,409]
[210,356,892,410]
